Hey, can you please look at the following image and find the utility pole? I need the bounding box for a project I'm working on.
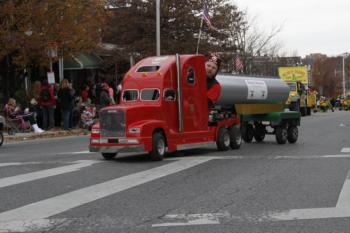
[156,0,161,56]
[342,53,349,98]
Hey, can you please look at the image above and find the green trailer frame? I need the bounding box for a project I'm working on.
[240,111,301,144]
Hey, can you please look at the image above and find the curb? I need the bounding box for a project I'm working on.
[3,129,90,142]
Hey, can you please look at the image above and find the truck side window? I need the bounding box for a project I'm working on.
[137,66,160,73]
[141,89,160,101]
[164,89,176,101]
[122,90,138,102]
[186,68,195,85]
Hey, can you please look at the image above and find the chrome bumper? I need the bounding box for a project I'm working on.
[89,145,145,153]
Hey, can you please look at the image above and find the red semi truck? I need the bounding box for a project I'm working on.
[89,54,241,161]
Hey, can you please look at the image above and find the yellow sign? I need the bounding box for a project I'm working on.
[278,66,308,84]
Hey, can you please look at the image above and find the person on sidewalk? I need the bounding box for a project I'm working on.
[57,79,74,131]
[99,83,113,109]
[4,98,44,133]
[39,79,56,130]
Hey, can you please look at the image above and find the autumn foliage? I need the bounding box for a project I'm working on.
[0,0,108,67]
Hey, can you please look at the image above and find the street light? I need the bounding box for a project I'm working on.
[156,0,160,56]
[341,53,350,98]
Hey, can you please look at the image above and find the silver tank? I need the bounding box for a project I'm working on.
[216,74,290,106]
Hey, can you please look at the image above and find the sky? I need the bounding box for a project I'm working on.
[232,0,350,57]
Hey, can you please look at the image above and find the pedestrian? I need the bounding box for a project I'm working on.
[4,98,44,133]
[39,79,56,130]
[57,79,74,131]
[99,83,112,109]
[81,84,90,102]
[108,80,116,105]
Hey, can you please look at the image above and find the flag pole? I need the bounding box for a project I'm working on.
[196,17,204,54]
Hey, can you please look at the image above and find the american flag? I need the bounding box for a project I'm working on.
[203,1,215,30]
[235,56,244,72]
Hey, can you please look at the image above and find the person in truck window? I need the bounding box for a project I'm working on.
[205,53,222,108]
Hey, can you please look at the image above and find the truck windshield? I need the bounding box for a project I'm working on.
[141,89,160,101]
[122,90,138,102]
[287,83,297,91]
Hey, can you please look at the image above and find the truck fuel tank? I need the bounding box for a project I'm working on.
[216,74,290,106]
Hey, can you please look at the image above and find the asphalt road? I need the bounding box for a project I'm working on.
[1,111,350,233]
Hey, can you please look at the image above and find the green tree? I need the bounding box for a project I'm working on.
[103,0,245,60]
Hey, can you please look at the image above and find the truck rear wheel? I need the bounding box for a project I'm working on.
[253,125,265,142]
[149,132,166,161]
[229,125,241,149]
[102,153,117,160]
[275,126,287,144]
[287,126,298,143]
[216,127,230,151]
[242,124,254,143]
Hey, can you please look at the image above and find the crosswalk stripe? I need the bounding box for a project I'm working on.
[341,148,350,153]
[0,157,213,228]
[0,160,99,188]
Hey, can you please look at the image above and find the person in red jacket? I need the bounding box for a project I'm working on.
[39,79,56,130]
[205,53,222,108]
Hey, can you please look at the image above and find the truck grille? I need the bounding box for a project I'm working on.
[100,109,125,138]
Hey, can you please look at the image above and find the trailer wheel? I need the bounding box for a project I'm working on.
[253,125,265,142]
[0,132,3,146]
[287,126,298,143]
[216,127,230,151]
[242,124,254,143]
[275,126,287,144]
[229,125,241,149]
[149,132,166,161]
[102,153,117,160]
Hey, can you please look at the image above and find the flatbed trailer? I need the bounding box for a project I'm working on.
[240,111,301,144]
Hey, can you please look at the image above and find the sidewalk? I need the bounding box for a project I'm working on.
[3,128,90,142]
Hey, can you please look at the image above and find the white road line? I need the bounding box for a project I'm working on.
[58,151,91,155]
[341,148,350,153]
[0,161,77,168]
[0,160,99,188]
[0,157,213,232]
[220,154,350,160]
[0,162,43,167]
[268,168,350,221]
[336,168,350,208]
[0,219,70,233]
[152,212,230,227]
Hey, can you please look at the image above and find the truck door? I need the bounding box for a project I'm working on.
[181,57,208,132]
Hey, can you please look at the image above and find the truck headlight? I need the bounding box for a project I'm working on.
[129,128,141,134]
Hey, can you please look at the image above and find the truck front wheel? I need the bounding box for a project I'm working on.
[229,125,241,149]
[102,153,117,160]
[149,132,166,161]
[287,126,298,143]
[275,126,287,144]
[216,127,230,151]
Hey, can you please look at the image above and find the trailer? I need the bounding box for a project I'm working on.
[240,111,301,144]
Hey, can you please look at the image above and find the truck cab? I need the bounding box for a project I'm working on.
[89,54,241,161]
